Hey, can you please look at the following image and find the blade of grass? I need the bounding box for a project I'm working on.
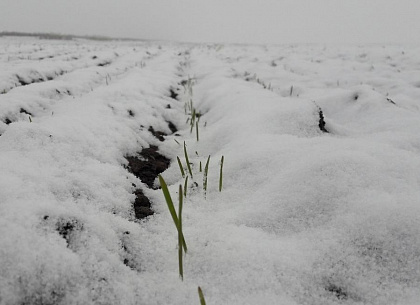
[184,176,188,197]
[196,121,199,142]
[190,108,196,133]
[219,155,224,192]
[177,156,185,178]
[198,287,206,305]
[203,155,210,198]
[184,141,193,178]
[158,175,187,253]
[178,185,184,280]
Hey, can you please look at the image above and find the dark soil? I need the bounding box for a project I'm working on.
[148,126,166,142]
[387,97,396,105]
[132,189,154,219]
[97,61,111,67]
[47,217,83,248]
[169,88,178,100]
[148,122,178,141]
[318,110,329,133]
[126,145,170,189]
[325,283,348,300]
[125,137,172,220]
[168,121,177,133]
[20,108,32,116]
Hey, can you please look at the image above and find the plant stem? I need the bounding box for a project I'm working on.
[178,185,184,280]
[158,175,187,253]
[198,287,206,305]
[177,156,185,178]
[203,155,210,198]
[219,156,224,192]
[184,176,188,197]
[184,141,193,178]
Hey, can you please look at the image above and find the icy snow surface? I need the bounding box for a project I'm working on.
[1,37,420,305]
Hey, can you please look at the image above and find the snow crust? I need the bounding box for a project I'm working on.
[1,38,420,304]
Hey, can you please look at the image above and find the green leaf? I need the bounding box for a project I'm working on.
[219,156,224,192]
[158,175,187,253]
[203,155,210,197]
[178,185,184,280]
[198,287,206,305]
[184,176,188,197]
[177,156,185,178]
[184,141,193,178]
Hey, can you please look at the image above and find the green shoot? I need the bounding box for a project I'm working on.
[178,185,184,280]
[158,175,187,253]
[29,116,32,123]
[203,155,210,197]
[196,121,199,142]
[190,108,196,133]
[184,176,188,197]
[199,161,202,172]
[290,85,294,96]
[184,141,193,178]
[198,287,206,305]
[174,139,180,145]
[177,156,185,178]
[219,156,224,192]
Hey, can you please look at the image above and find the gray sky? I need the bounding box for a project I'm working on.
[1,0,420,44]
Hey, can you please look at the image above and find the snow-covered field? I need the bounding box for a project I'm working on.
[1,37,420,305]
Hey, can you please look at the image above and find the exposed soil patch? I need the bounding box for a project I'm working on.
[127,109,135,117]
[20,108,32,116]
[387,97,396,105]
[126,145,170,189]
[318,109,329,133]
[55,218,83,246]
[325,283,348,300]
[169,88,178,100]
[132,188,154,219]
[148,122,178,141]
[148,126,166,142]
[97,61,112,67]
[168,121,177,133]
[125,144,171,220]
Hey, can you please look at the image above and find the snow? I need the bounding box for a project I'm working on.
[1,37,420,304]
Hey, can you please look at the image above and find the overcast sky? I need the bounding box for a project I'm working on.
[1,0,420,44]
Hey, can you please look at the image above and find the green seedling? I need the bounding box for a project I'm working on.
[158,175,187,253]
[196,121,199,142]
[184,176,188,197]
[184,141,193,178]
[177,156,185,178]
[199,161,202,172]
[29,116,32,123]
[203,155,210,198]
[290,85,294,96]
[178,185,184,280]
[198,287,206,305]
[174,139,180,145]
[219,156,224,192]
[190,108,196,133]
